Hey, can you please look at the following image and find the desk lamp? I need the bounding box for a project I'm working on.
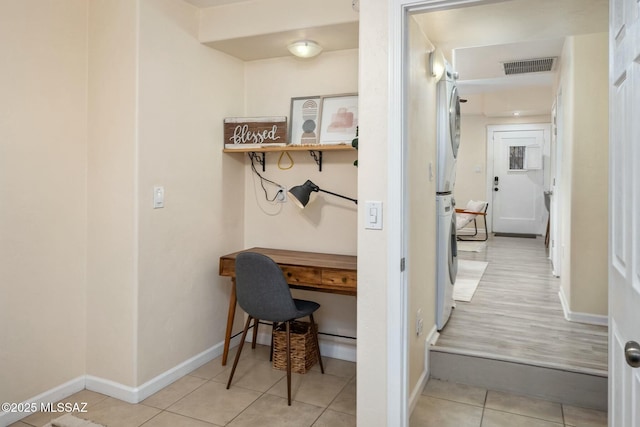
[288,180,357,208]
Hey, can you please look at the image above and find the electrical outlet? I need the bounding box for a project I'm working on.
[416,308,424,336]
[276,186,287,203]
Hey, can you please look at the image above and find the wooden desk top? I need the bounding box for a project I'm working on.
[219,247,357,296]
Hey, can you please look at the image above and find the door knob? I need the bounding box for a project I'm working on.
[625,341,640,368]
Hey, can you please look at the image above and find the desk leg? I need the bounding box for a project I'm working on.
[222,278,237,366]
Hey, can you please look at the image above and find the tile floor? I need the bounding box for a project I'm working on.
[9,348,608,427]
[410,379,608,427]
[11,344,356,427]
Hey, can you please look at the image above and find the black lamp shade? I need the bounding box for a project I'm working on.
[288,180,319,208]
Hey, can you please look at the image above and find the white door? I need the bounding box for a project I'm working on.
[489,126,548,235]
[550,91,564,278]
[609,0,640,425]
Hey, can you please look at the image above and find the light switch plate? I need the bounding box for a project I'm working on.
[153,186,164,209]
[365,201,383,230]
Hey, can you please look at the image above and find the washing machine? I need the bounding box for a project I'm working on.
[436,61,461,194]
[436,194,458,330]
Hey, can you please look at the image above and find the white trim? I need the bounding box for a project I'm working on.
[89,336,240,403]
[389,1,409,425]
[425,324,439,347]
[558,288,609,326]
[2,336,240,426]
[408,325,438,417]
[85,375,138,404]
[391,2,500,425]
[0,377,85,426]
[408,370,428,416]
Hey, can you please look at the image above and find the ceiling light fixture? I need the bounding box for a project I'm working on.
[287,40,323,58]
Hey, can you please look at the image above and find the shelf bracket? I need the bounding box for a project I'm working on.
[248,152,265,172]
[309,150,323,172]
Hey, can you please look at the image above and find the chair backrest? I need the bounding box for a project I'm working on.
[456,200,487,229]
[235,252,299,322]
[466,200,487,214]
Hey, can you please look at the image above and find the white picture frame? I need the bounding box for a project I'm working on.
[318,94,358,145]
[289,96,321,145]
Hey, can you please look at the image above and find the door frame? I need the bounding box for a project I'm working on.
[390,0,500,425]
[485,123,551,234]
[550,89,564,277]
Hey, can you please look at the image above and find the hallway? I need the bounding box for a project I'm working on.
[434,235,607,374]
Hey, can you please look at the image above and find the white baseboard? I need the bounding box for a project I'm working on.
[87,334,243,403]
[408,325,438,417]
[2,336,243,426]
[253,329,356,362]
[84,375,138,404]
[558,288,608,326]
[0,376,85,427]
[408,369,428,416]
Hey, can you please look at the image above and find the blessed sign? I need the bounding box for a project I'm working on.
[224,117,287,149]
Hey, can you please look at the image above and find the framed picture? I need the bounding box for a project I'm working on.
[318,94,358,145]
[289,96,321,145]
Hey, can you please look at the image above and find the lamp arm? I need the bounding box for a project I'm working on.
[318,188,358,204]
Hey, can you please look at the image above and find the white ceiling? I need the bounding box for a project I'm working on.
[415,0,608,96]
[204,22,359,61]
[183,0,608,112]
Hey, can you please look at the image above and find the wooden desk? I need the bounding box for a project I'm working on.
[218,247,357,365]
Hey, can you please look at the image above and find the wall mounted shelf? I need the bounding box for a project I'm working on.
[223,144,355,172]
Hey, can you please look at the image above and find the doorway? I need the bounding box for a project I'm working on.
[386,0,608,424]
[486,124,550,236]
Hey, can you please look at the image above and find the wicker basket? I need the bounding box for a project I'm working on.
[272,321,318,374]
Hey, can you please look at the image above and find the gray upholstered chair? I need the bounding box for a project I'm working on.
[226,251,324,405]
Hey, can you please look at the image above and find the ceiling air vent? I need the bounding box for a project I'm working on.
[502,57,556,75]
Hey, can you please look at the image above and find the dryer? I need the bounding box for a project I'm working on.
[436,194,458,330]
[436,61,460,195]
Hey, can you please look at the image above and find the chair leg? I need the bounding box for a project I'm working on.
[269,322,277,362]
[226,315,253,389]
[286,320,292,406]
[481,214,488,241]
[251,318,259,349]
[309,313,324,374]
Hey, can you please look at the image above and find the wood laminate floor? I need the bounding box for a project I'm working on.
[435,235,608,375]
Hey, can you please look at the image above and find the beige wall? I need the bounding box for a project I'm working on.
[136,0,245,384]
[2,0,248,404]
[86,0,138,388]
[357,1,390,424]
[0,0,88,402]
[243,51,358,351]
[406,16,438,396]
[569,32,608,315]
[557,33,609,316]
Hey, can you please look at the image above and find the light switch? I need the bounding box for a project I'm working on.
[153,186,164,209]
[365,201,383,230]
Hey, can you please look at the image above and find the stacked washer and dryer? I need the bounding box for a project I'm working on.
[435,60,461,330]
